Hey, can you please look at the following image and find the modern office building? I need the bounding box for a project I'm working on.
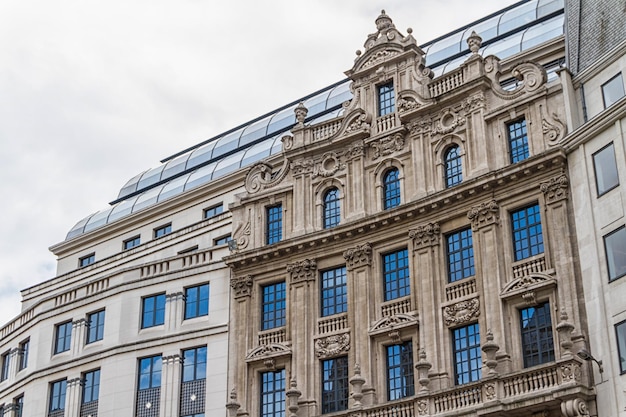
[2,0,623,416]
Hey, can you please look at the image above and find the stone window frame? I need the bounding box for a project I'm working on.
[434,135,466,191]
[373,159,404,212]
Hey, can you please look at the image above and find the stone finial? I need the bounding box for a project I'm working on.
[481,329,500,376]
[556,309,575,356]
[415,349,432,392]
[226,389,241,417]
[375,10,394,31]
[294,102,308,125]
[467,31,482,54]
[350,363,366,408]
[286,379,302,417]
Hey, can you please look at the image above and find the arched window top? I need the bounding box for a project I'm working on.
[383,168,401,209]
[323,188,341,229]
[444,145,462,188]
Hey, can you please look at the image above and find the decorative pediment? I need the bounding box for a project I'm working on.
[244,158,290,194]
[245,343,291,362]
[500,273,557,300]
[443,297,480,327]
[370,313,418,334]
[314,333,350,358]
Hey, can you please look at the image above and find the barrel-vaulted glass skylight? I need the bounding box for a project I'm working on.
[65,0,565,240]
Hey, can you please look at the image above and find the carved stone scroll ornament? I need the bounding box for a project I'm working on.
[484,56,547,100]
[407,117,432,136]
[343,243,373,270]
[467,200,500,230]
[290,158,315,176]
[231,275,253,299]
[343,112,371,136]
[500,273,555,300]
[246,343,291,361]
[542,112,566,145]
[397,95,421,113]
[315,333,350,358]
[232,209,251,250]
[561,398,589,417]
[409,222,440,249]
[370,132,406,160]
[443,297,480,326]
[462,93,486,114]
[244,158,290,194]
[540,174,569,204]
[287,259,317,284]
[347,140,365,160]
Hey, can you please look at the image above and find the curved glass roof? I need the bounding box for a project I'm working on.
[65,0,565,241]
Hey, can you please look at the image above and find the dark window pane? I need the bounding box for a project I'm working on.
[266,204,283,244]
[508,118,529,163]
[386,341,415,400]
[383,168,401,209]
[602,73,625,108]
[444,145,463,187]
[262,282,286,330]
[321,267,347,317]
[378,82,395,116]
[383,249,410,301]
[593,143,620,196]
[453,324,481,385]
[185,284,210,319]
[260,369,285,417]
[142,294,166,328]
[321,356,349,413]
[520,302,554,367]
[511,204,544,261]
[323,188,340,229]
[605,226,626,281]
[446,228,475,282]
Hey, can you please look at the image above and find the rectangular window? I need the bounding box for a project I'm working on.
[49,379,67,413]
[604,226,626,281]
[321,267,347,317]
[260,369,285,417]
[154,224,172,238]
[593,142,620,196]
[14,395,23,417]
[520,302,554,367]
[453,323,481,385]
[138,356,162,390]
[79,253,95,267]
[54,321,72,354]
[18,339,29,371]
[387,341,415,400]
[616,320,626,374]
[508,118,529,163]
[141,294,166,328]
[511,204,544,261]
[182,346,207,382]
[383,249,410,301]
[86,310,105,344]
[1,351,9,381]
[124,235,141,250]
[321,356,348,414]
[214,234,232,245]
[266,204,283,245]
[185,284,210,320]
[261,282,286,330]
[378,81,395,116]
[446,228,475,282]
[82,369,100,403]
[602,73,625,108]
[203,203,224,219]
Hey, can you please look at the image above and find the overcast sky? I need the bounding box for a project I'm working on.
[0,0,517,326]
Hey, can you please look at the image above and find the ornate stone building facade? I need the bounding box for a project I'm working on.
[225,9,596,417]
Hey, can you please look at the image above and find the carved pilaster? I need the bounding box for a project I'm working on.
[467,200,500,231]
[343,243,372,270]
[540,174,569,205]
[231,276,253,299]
[287,259,317,284]
[409,222,440,250]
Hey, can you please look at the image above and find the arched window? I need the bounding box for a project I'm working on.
[383,168,401,209]
[444,145,462,188]
[323,188,340,229]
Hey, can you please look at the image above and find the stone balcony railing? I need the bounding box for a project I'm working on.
[312,118,343,142]
[428,67,464,97]
[445,277,477,302]
[376,113,396,134]
[381,297,411,317]
[318,313,348,334]
[512,254,547,279]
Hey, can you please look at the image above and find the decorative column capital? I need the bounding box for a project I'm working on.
[467,200,500,230]
[287,259,317,284]
[409,222,440,249]
[231,275,253,299]
[343,243,373,270]
[540,174,569,204]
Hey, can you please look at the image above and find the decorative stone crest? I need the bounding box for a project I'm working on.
[343,243,373,269]
[409,222,440,249]
[287,259,317,284]
[315,333,350,358]
[443,297,480,326]
[540,174,569,204]
[484,382,496,400]
[244,159,290,194]
[246,343,291,361]
[417,400,429,416]
[282,134,294,151]
[370,132,406,160]
[231,275,253,299]
[462,93,486,114]
[407,117,432,136]
[347,140,365,159]
[467,200,500,230]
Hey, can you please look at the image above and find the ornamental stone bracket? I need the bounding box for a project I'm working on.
[314,333,351,358]
[467,200,500,231]
[561,398,590,417]
[369,313,419,336]
[443,297,480,327]
[344,243,373,270]
[245,343,292,363]
[500,273,556,301]
[231,275,253,299]
[369,132,406,160]
[540,174,569,205]
[409,222,440,250]
[287,259,317,284]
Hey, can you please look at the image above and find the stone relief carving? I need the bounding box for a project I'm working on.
[231,275,253,299]
[484,56,547,100]
[344,113,371,136]
[244,158,290,194]
[443,297,480,326]
[361,50,399,69]
[560,362,582,383]
[433,108,466,135]
[233,209,251,250]
[417,400,429,415]
[409,222,440,249]
[246,343,291,361]
[484,382,496,400]
[500,273,555,299]
[540,174,569,204]
[407,117,432,136]
[314,152,345,178]
[315,333,350,358]
[344,243,373,269]
[462,93,486,114]
[282,134,294,151]
[467,200,500,230]
[290,158,315,176]
[397,95,421,113]
[347,140,365,159]
[370,132,406,160]
[287,259,317,284]
[370,314,418,332]
[561,398,589,417]
[542,111,566,145]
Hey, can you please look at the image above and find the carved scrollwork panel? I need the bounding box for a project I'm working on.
[370,132,406,160]
[540,174,569,205]
[315,333,350,358]
[443,297,480,327]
